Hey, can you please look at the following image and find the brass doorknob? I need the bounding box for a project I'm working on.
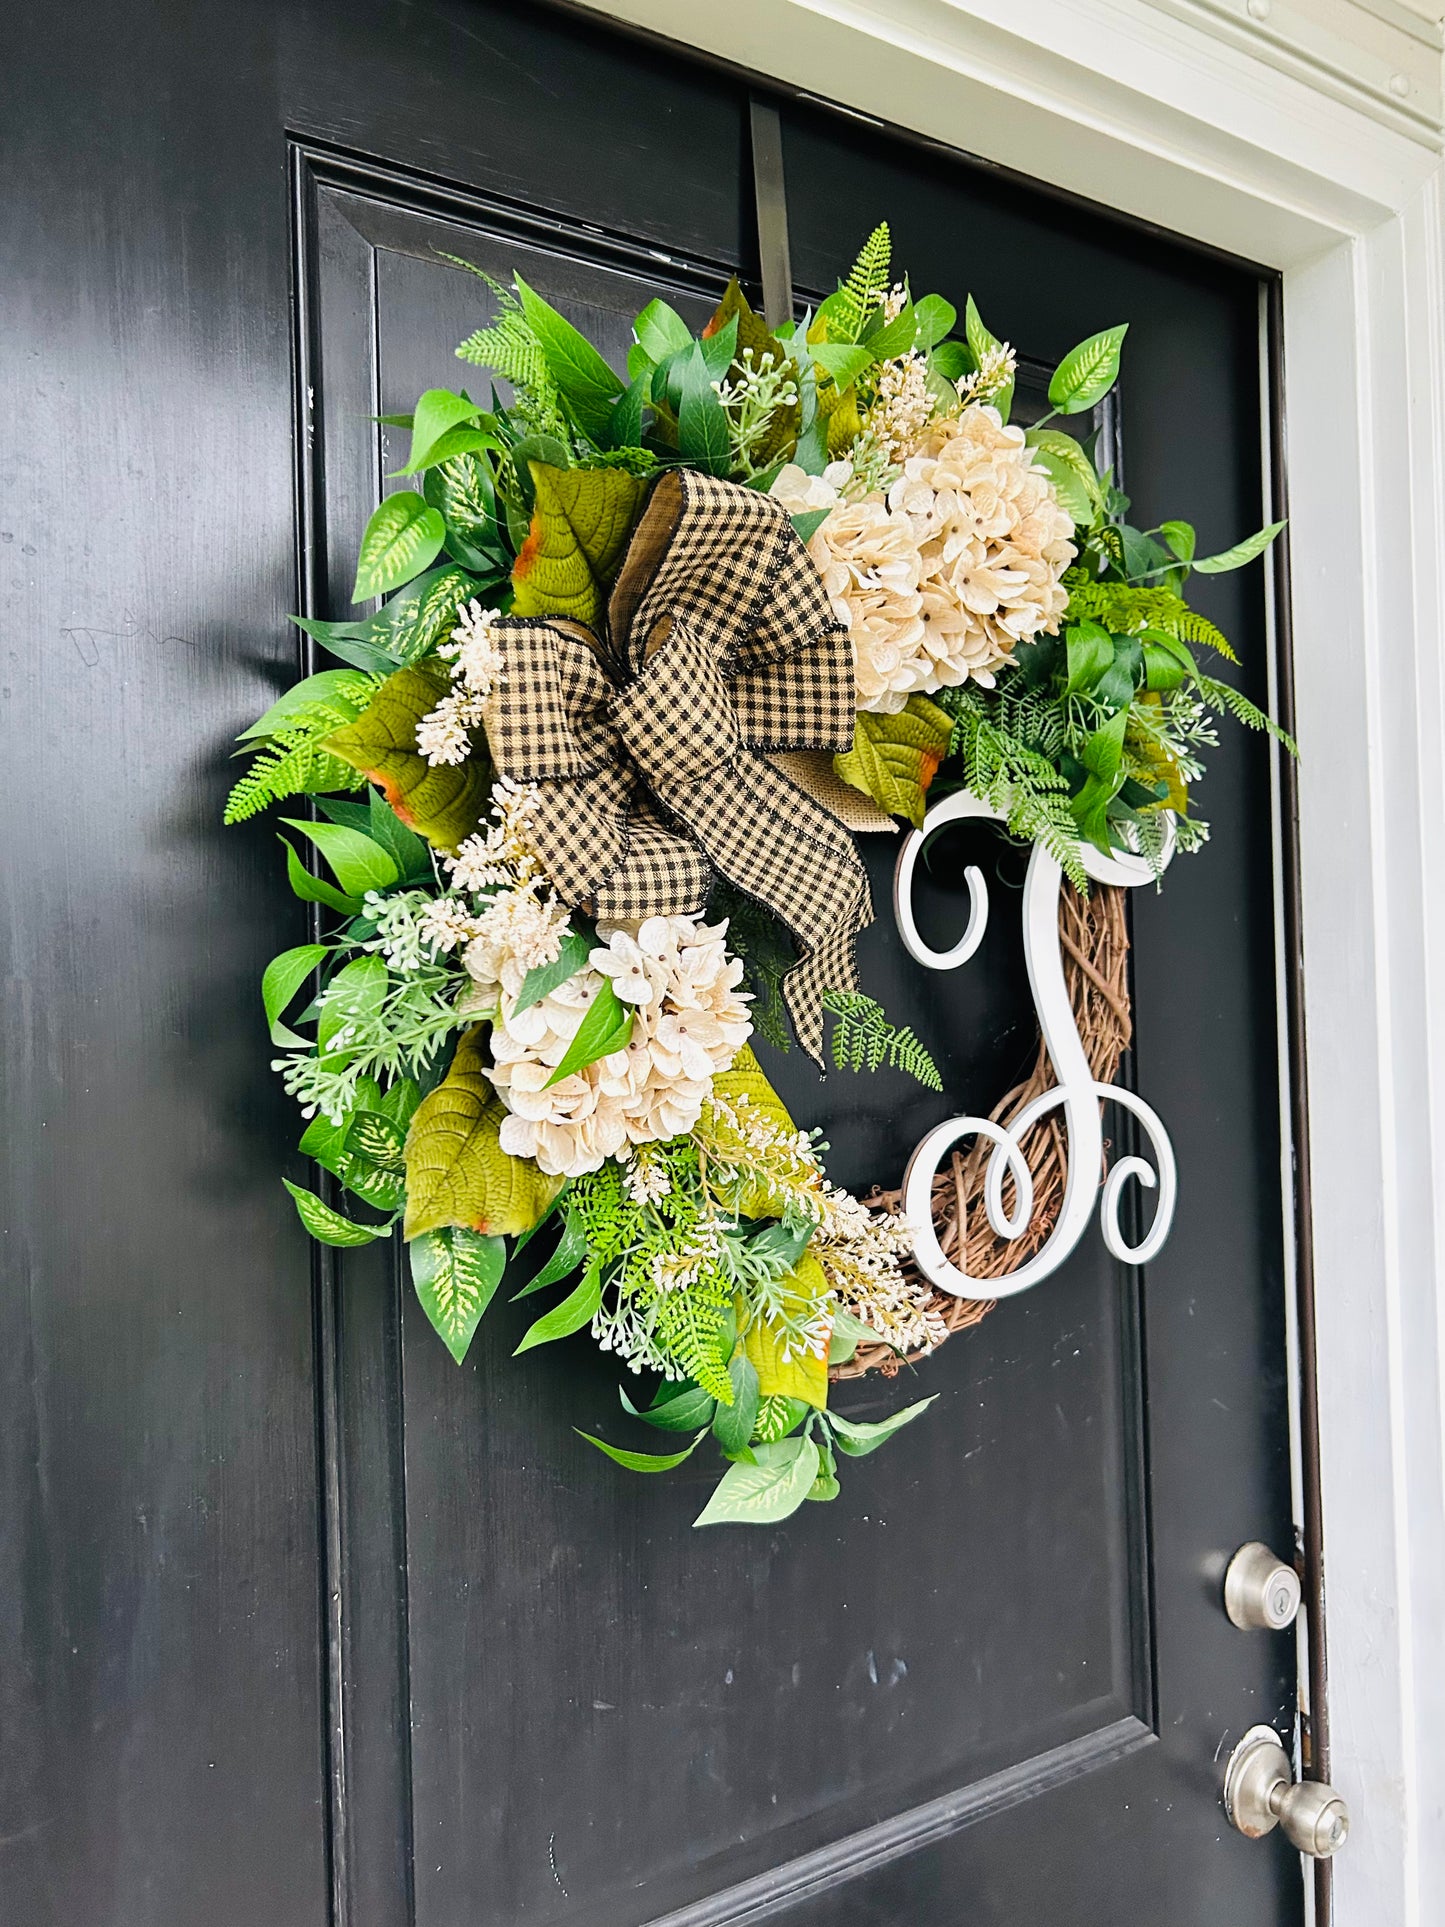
[1223,1725,1349,1858]
[1224,1541,1301,1631]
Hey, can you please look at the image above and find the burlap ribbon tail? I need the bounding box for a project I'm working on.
[484,469,872,1062]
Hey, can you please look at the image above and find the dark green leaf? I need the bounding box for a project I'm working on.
[512,927,593,1015]
[678,342,732,476]
[289,619,399,676]
[711,1352,761,1456]
[512,1210,588,1298]
[280,818,399,899]
[865,301,917,361]
[697,313,739,382]
[515,273,623,441]
[511,1181,571,1257]
[1065,621,1114,693]
[790,508,831,544]
[606,374,647,450]
[367,788,431,880]
[930,340,971,383]
[619,1382,718,1432]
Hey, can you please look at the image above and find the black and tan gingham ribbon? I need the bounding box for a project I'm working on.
[485,468,871,1063]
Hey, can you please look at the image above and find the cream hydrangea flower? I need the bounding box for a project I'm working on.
[768,460,854,517]
[487,916,753,1179]
[804,497,926,712]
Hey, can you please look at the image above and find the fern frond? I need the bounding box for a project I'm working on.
[1195,674,1298,753]
[454,269,569,441]
[821,989,942,1091]
[1165,607,1239,662]
[225,673,384,824]
[651,1277,733,1403]
[834,222,892,342]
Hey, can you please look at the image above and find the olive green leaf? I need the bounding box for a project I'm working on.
[577,1427,707,1473]
[1048,324,1128,415]
[826,1394,939,1457]
[510,462,648,625]
[833,694,954,827]
[403,1027,561,1240]
[283,1178,391,1247]
[692,1437,820,1527]
[352,491,448,602]
[1192,520,1286,574]
[544,977,633,1087]
[409,1224,507,1364]
[324,664,491,851]
[742,1250,831,1410]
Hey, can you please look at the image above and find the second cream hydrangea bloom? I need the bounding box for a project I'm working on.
[487,916,753,1179]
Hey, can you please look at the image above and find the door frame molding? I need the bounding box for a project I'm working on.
[574,4,1445,1918]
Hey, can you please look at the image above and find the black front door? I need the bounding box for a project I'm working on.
[3,4,1301,1924]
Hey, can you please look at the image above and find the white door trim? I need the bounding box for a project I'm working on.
[575,3,1445,1916]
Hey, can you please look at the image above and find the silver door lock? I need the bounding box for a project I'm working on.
[1224,1541,1301,1631]
[1223,1726,1349,1858]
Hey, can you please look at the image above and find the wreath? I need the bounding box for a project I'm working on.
[229,224,1289,1527]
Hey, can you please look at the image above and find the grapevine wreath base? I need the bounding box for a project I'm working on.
[836,881,1131,1380]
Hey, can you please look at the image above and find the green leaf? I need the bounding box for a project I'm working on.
[606,374,647,450]
[283,1178,390,1247]
[366,788,431,880]
[1065,621,1115,693]
[930,340,971,383]
[912,293,956,348]
[619,1382,718,1432]
[544,978,633,1087]
[827,1394,939,1457]
[397,426,503,479]
[368,565,482,668]
[515,1261,603,1355]
[964,296,1015,420]
[1193,520,1286,573]
[289,617,399,677]
[424,452,504,571]
[576,1428,706,1472]
[239,671,373,743]
[402,388,482,472]
[1026,429,1103,528]
[280,818,399,899]
[1142,640,1188,692]
[512,1210,588,1298]
[512,927,593,1015]
[352,492,447,602]
[827,1304,875,1366]
[864,302,917,361]
[698,312,739,382]
[692,1437,820,1527]
[344,1107,407,1171]
[809,341,874,391]
[316,956,387,1057]
[1079,706,1129,783]
[409,1225,507,1364]
[678,342,732,476]
[712,1352,761,1455]
[403,1027,561,1239]
[511,462,648,626]
[1160,519,1196,563]
[808,1437,841,1502]
[281,837,361,916]
[1048,324,1128,415]
[742,1250,831,1410]
[508,434,572,508]
[515,273,624,442]
[262,943,330,1046]
[789,508,831,545]
[633,298,694,365]
[833,695,954,827]
[324,664,492,852]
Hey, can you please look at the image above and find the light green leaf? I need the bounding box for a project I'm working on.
[692,1437,820,1527]
[316,956,387,1057]
[402,388,482,473]
[826,1305,876,1366]
[620,1382,718,1432]
[409,1225,507,1364]
[239,671,372,743]
[1160,519,1196,564]
[281,837,361,916]
[808,1437,841,1502]
[262,943,330,1046]
[324,664,491,852]
[1193,520,1286,574]
[912,294,956,349]
[544,978,633,1087]
[711,1351,761,1456]
[283,1178,390,1247]
[827,1394,939,1457]
[1065,621,1115,693]
[577,1428,706,1472]
[633,298,693,365]
[512,927,593,1015]
[423,453,504,572]
[515,1262,603,1355]
[403,1027,561,1239]
[864,302,917,361]
[964,296,1015,420]
[678,342,732,476]
[352,492,447,602]
[1047,324,1128,415]
[833,694,954,827]
[511,462,648,626]
[280,818,399,899]
[1026,428,1103,528]
[809,341,874,391]
[367,565,481,668]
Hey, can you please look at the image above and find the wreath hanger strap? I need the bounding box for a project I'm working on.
[486,471,873,1062]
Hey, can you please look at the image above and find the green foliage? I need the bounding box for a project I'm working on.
[709,883,795,1052]
[821,990,942,1091]
[352,492,447,602]
[452,263,571,443]
[224,672,383,823]
[410,1224,507,1364]
[833,223,892,343]
[693,1437,820,1527]
[937,680,1088,890]
[282,1177,392,1247]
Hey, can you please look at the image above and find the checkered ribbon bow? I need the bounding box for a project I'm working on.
[487,468,872,1063]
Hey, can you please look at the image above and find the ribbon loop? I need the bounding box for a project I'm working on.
[486,470,872,1061]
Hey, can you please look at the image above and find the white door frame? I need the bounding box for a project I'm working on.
[575,3,1445,1916]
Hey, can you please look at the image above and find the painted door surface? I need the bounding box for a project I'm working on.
[1,3,1301,1924]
